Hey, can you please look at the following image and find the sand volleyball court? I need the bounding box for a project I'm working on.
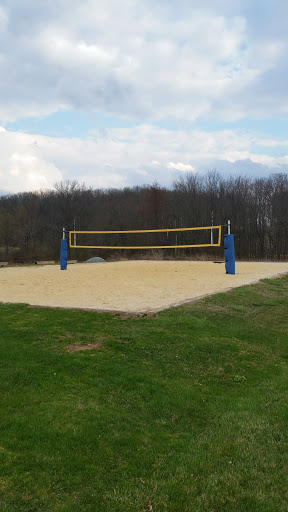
[0,260,287,313]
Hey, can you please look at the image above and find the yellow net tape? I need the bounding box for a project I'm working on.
[69,225,222,249]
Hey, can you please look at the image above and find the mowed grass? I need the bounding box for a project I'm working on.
[0,276,288,512]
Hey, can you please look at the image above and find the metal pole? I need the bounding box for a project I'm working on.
[211,211,214,246]
[62,227,66,240]
[74,218,76,247]
[228,220,231,235]
[175,220,177,256]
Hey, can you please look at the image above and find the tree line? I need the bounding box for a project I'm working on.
[0,172,287,262]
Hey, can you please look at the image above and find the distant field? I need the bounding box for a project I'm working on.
[1,275,288,511]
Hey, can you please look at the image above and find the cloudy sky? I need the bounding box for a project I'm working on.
[1,0,288,194]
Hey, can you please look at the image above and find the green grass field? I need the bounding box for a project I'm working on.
[1,275,288,511]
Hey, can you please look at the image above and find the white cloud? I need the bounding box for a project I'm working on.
[0,131,62,193]
[0,6,8,31]
[0,0,279,123]
[168,162,195,172]
[0,125,287,194]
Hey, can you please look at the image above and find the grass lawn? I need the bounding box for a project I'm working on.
[0,275,288,511]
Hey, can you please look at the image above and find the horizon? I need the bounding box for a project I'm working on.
[1,168,288,198]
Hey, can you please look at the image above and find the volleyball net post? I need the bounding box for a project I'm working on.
[60,227,68,270]
[224,220,235,274]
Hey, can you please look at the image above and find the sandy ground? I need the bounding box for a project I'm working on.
[0,260,287,313]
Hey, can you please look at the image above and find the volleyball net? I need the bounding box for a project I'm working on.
[68,225,222,250]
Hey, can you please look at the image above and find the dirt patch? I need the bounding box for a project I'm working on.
[66,341,103,352]
[0,260,287,313]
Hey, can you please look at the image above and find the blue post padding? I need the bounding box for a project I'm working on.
[224,234,235,274]
[60,239,68,270]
